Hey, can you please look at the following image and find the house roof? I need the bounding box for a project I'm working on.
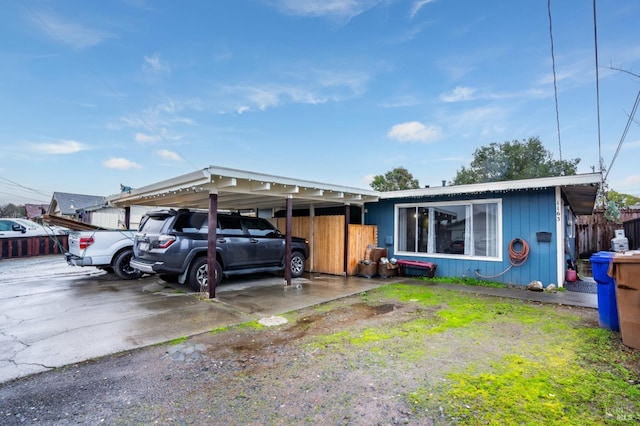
[379,173,602,215]
[108,165,380,211]
[107,168,601,215]
[24,203,47,218]
[50,192,107,215]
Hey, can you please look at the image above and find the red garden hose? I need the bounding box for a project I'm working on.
[508,238,530,266]
[475,238,529,278]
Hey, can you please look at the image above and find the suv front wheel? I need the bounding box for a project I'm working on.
[290,252,306,278]
[188,257,222,292]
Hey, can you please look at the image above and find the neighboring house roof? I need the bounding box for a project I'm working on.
[24,203,47,219]
[378,173,602,215]
[49,192,107,215]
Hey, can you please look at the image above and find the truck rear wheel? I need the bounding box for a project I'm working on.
[113,248,143,280]
[187,257,222,292]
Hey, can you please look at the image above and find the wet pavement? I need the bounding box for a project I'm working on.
[0,255,598,384]
[0,256,387,383]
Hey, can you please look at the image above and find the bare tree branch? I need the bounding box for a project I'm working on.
[605,64,640,80]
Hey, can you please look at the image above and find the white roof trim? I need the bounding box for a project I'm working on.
[108,165,379,209]
[380,173,602,198]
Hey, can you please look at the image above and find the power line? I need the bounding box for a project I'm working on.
[0,177,51,197]
[0,191,50,203]
[592,0,604,184]
[547,0,563,172]
[605,89,640,181]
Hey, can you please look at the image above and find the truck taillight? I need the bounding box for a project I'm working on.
[158,235,176,249]
[79,237,94,250]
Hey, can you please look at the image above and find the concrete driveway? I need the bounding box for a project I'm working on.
[0,256,388,384]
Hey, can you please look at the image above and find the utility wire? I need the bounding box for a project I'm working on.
[592,0,604,183]
[0,190,50,203]
[0,177,51,197]
[547,0,563,173]
[605,90,640,181]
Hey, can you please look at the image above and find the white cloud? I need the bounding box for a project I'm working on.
[135,132,159,143]
[221,68,369,113]
[410,0,437,19]
[447,105,509,138]
[362,174,376,186]
[103,158,142,169]
[440,86,477,102]
[32,12,114,49]
[387,121,442,143]
[32,139,87,154]
[274,0,383,22]
[155,149,183,162]
[623,175,640,186]
[143,53,170,74]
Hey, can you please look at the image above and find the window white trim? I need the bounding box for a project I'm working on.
[394,199,503,261]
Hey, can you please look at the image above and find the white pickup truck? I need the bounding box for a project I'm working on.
[64,229,142,280]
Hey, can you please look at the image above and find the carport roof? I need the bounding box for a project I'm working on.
[107,165,380,210]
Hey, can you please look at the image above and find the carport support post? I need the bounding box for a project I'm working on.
[284,195,293,286]
[344,204,350,275]
[208,192,218,298]
[124,206,131,230]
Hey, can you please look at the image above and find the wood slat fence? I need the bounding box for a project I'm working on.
[576,209,640,258]
[276,216,377,275]
[0,234,68,259]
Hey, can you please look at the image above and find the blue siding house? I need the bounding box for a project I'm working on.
[365,173,601,288]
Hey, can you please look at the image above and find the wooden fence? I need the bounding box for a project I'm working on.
[0,234,69,259]
[276,216,378,275]
[576,209,640,258]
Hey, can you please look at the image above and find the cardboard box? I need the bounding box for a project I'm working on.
[357,262,378,278]
[378,263,398,278]
[370,247,388,263]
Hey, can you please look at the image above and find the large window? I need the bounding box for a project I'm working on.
[396,200,501,259]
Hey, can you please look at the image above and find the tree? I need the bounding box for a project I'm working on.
[0,203,25,217]
[605,190,640,208]
[451,137,580,185]
[370,167,420,191]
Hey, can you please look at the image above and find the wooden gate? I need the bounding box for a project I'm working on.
[346,224,378,275]
[276,216,377,275]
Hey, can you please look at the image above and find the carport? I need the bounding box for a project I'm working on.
[108,165,379,297]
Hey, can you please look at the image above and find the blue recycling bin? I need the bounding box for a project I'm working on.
[590,251,619,332]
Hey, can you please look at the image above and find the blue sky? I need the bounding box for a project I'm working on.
[1,0,639,206]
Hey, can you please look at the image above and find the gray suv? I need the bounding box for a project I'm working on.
[131,209,309,290]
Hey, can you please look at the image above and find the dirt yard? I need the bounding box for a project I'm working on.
[1,283,638,425]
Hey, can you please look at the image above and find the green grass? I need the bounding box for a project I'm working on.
[307,283,640,424]
[418,275,509,288]
[167,336,188,345]
[197,282,639,424]
[409,327,640,424]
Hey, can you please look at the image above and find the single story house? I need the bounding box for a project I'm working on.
[48,192,164,230]
[103,165,601,289]
[365,173,601,287]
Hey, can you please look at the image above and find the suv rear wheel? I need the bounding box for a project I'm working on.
[187,257,222,291]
